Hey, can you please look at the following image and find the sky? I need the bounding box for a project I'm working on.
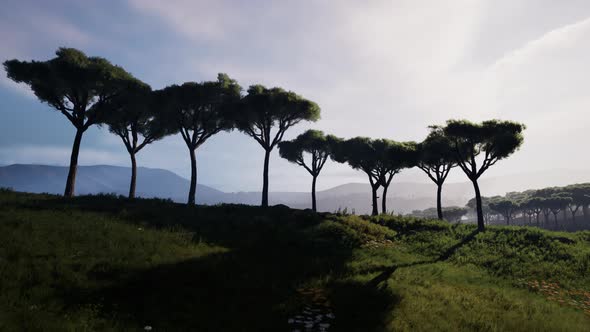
[1,0,590,192]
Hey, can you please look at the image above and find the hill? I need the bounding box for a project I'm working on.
[2,164,590,214]
[0,164,225,204]
[0,190,589,330]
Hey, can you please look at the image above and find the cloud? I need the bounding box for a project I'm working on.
[0,145,128,166]
[3,0,590,193]
[0,2,91,99]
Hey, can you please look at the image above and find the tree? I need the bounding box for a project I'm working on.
[99,82,168,198]
[373,139,417,214]
[156,74,241,205]
[4,48,137,197]
[547,195,572,227]
[524,197,544,227]
[443,119,525,231]
[234,85,320,207]
[416,127,457,220]
[443,206,469,222]
[520,200,536,225]
[489,199,518,225]
[330,137,382,216]
[467,196,500,225]
[565,185,590,222]
[278,130,334,212]
[410,206,467,222]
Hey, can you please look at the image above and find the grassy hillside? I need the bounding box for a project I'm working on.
[1,189,589,331]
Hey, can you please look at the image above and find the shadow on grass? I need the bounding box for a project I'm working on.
[62,242,397,331]
[368,229,480,287]
[9,194,398,330]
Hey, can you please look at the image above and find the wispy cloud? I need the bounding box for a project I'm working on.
[0,145,127,166]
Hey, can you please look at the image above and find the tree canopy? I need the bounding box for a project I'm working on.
[489,199,518,225]
[3,47,140,197]
[373,139,417,214]
[330,137,416,215]
[235,85,320,207]
[443,119,526,231]
[278,129,335,211]
[416,126,457,220]
[4,47,138,131]
[155,73,242,205]
[99,80,168,198]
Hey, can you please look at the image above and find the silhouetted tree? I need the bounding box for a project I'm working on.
[374,140,417,214]
[524,197,544,227]
[565,185,590,222]
[234,85,320,207]
[410,206,467,222]
[443,119,525,231]
[278,130,335,212]
[99,82,168,198]
[4,48,138,197]
[156,74,241,205]
[467,196,500,225]
[416,127,457,220]
[330,137,382,216]
[547,195,572,227]
[489,199,518,225]
[443,206,469,223]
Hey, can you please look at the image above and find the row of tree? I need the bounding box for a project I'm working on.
[280,121,525,232]
[4,48,526,231]
[465,184,590,228]
[4,48,319,207]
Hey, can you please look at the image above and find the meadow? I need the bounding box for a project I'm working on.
[1,188,590,331]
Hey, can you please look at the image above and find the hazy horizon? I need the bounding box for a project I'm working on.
[2,0,590,192]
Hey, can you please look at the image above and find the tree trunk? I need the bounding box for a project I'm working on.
[472,179,485,231]
[187,148,197,205]
[536,213,540,227]
[371,185,379,216]
[64,129,84,198]
[544,212,550,225]
[311,175,317,212]
[436,183,443,220]
[128,152,137,199]
[261,148,270,207]
[381,184,388,214]
[583,205,588,221]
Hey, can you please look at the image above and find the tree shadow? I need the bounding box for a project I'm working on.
[60,241,399,331]
[18,195,396,331]
[368,229,480,287]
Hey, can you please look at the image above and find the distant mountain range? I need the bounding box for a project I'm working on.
[1,164,589,214]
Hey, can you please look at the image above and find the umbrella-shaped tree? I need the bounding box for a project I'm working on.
[373,139,417,214]
[330,137,382,216]
[278,130,335,212]
[416,126,458,220]
[442,119,525,231]
[156,73,241,205]
[489,199,518,225]
[3,47,138,197]
[99,81,169,199]
[234,85,320,207]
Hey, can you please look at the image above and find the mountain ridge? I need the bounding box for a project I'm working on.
[1,164,589,214]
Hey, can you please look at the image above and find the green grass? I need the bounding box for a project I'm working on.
[1,190,589,331]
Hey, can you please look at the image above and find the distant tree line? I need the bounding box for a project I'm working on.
[4,48,526,231]
[464,184,590,230]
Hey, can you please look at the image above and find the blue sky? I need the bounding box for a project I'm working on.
[2,0,590,192]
